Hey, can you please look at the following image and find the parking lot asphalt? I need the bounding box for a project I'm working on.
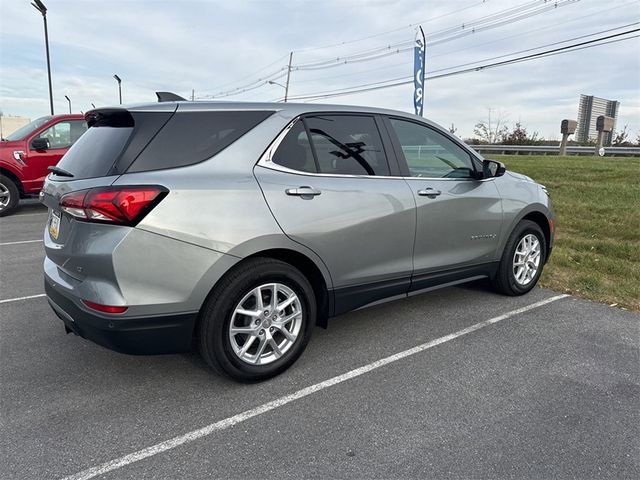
[1,204,638,480]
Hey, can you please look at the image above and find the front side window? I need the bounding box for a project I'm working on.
[389,118,475,178]
[305,115,389,176]
[36,120,87,149]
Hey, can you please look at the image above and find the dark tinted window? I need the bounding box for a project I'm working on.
[54,126,133,180]
[271,121,316,173]
[389,118,475,178]
[128,110,274,173]
[305,115,389,176]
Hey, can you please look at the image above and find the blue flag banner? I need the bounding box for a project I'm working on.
[413,28,425,116]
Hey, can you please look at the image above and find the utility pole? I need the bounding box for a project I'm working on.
[31,0,54,115]
[191,89,195,101]
[284,51,293,102]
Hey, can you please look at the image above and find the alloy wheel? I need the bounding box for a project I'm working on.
[512,233,541,286]
[228,283,303,365]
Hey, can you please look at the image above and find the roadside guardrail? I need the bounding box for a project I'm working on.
[467,144,640,157]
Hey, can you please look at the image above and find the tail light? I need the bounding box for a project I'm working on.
[82,300,128,314]
[60,186,167,226]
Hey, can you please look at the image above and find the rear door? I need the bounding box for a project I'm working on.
[383,116,503,291]
[254,113,416,313]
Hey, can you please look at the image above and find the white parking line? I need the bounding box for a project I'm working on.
[61,294,569,480]
[0,239,43,246]
[0,293,46,304]
[0,211,47,218]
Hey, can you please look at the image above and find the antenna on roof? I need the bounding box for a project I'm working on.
[155,92,187,102]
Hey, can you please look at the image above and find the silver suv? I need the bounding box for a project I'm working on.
[42,100,554,382]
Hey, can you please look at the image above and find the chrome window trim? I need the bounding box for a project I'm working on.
[257,115,495,182]
[257,115,404,180]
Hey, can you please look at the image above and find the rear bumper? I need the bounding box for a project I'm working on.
[45,278,197,355]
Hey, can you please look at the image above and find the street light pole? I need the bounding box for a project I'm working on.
[31,0,54,115]
[268,52,294,102]
[268,80,288,102]
[64,95,71,114]
[113,75,122,104]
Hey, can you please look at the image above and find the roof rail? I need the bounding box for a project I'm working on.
[155,91,187,102]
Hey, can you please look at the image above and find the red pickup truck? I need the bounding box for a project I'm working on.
[0,114,87,216]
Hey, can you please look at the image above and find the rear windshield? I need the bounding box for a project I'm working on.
[127,110,274,173]
[53,126,133,180]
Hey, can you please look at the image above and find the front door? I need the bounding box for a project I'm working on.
[384,116,503,291]
[23,119,87,191]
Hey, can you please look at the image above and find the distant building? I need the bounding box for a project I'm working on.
[576,95,620,145]
[0,115,31,139]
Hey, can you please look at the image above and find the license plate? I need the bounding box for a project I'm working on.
[49,210,61,240]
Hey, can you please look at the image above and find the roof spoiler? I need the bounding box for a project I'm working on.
[85,108,134,128]
[156,91,187,102]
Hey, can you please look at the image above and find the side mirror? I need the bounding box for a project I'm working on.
[31,137,50,151]
[482,159,506,178]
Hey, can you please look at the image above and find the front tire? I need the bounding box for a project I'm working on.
[0,175,19,217]
[493,220,546,296]
[198,258,316,382]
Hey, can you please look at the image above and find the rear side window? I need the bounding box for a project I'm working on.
[271,122,316,173]
[128,110,274,173]
[305,115,389,176]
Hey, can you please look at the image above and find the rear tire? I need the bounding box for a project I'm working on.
[198,258,315,382]
[492,220,546,296]
[0,175,19,217]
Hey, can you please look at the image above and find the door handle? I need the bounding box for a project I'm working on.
[417,187,442,198]
[285,186,322,197]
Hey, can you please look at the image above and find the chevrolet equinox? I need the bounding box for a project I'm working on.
[42,100,554,382]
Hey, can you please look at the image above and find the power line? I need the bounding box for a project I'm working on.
[283,2,637,88]
[196,0,580,98]
[198,71,288,99]
[206,53,290,91]
[283,28,639,101]
[286,26,638,100]
[427,21,639,75]
[427,0,639,60]
[292,0,578,70]
[293,0,490,53]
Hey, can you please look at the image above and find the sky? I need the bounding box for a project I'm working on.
[0,0,639,140]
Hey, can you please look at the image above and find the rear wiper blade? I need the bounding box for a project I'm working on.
[48,166,74,177]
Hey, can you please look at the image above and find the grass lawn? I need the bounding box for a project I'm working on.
[489,155,640,311]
